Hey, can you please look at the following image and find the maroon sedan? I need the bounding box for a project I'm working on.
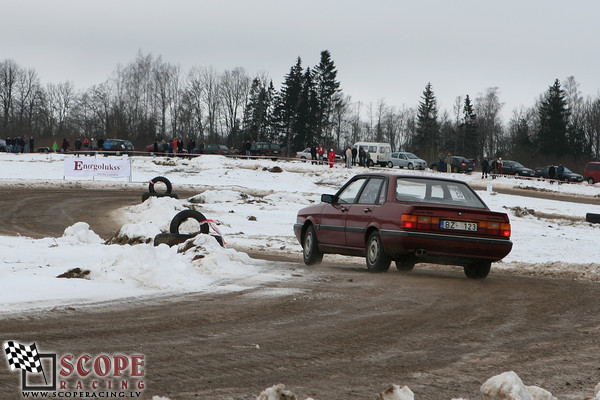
[294,173,512,279]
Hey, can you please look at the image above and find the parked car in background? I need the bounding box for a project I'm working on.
[388,152,427,170]
[0,139,6,152]
[294,173,512,279]
[250,142,281,160]
[499,160,536,177]
[536,165,584,182]
[430,156,474,173]
[295,148,312,161]
[584,161,600,184]
[103,139,134,155]
[354,142,392,167]
[201,144,230,155]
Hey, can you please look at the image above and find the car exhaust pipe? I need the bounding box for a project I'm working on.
[415,249,428,258]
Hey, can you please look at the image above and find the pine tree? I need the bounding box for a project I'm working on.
[537,79,570,156]
[313,50,341,144]
[294,67,319,150]
[243,77,274,142]
[462,95,478,157]
[414,82,439,162]
[273,57,304,155]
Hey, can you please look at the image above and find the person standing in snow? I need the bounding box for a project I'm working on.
[345,146,352,168]
[327,149,335,168]
[310,145,317,165]
[61,138,70,153]
[548,164,556,184]
[317,144,325,165]
[481,157,489,179]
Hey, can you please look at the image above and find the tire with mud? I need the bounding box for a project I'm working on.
[395,259,415,272]
[366,231,391,272]
[464,261,491,279]
[302,225,323,265]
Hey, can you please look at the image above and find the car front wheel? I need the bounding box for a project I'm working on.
[463,261,491,279]
[407,163,414,170]
[302,225,323,265]
[588,178,595,184]
[366,231,391,272]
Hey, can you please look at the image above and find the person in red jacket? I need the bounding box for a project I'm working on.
[317,144,325,165]
[327,149,335,168]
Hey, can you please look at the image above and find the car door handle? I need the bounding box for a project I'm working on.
[340,207,348,212]
[363,208,372,213]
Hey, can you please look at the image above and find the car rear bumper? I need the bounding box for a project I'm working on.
[380,229,512,261]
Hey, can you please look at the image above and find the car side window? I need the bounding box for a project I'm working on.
[337,178,367,204]
[357,178,385,204]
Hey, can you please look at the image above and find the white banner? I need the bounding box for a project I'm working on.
[64,158,132,179]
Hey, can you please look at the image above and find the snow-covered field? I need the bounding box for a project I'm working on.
[1,152,599,313]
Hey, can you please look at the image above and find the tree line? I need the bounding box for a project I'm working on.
[1,51,599,170]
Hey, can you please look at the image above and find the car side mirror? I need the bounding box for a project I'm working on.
[321,194,336,204]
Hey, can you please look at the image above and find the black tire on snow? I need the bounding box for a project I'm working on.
[153,232,194,247]
[142,192,180,202]
[148,176,173,194]
[463,261,491,279]
[586,213,600,223]
[169,209,210,235]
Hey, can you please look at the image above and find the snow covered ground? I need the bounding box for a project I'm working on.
[0,152,599,314]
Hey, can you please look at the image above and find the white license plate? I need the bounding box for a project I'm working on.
[440,220,478,232]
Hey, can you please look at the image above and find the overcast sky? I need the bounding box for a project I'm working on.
[3,0,599,121]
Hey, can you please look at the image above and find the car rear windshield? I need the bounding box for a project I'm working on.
[395,177,486,209]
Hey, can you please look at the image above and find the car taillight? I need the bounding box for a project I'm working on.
[477,221,511,238]
[400,215,440,230]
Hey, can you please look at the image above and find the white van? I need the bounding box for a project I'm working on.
[353,142,392,167]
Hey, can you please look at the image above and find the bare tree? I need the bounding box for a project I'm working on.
[196,66,222,142]
[475,87,504,158]
[220,67,250,147]
[46,81,77,138]
[0,59,20,133]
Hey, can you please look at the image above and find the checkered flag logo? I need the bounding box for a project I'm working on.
[3,341,43,374]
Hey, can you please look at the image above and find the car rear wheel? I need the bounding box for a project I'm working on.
[463,261,491,279]
[366,231,391,272]
[387,161,393,168]
[302,225,323,265]
[588,178,595,184]
[395,259,415,272]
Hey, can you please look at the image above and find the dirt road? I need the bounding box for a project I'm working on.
[1,187,600,400]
